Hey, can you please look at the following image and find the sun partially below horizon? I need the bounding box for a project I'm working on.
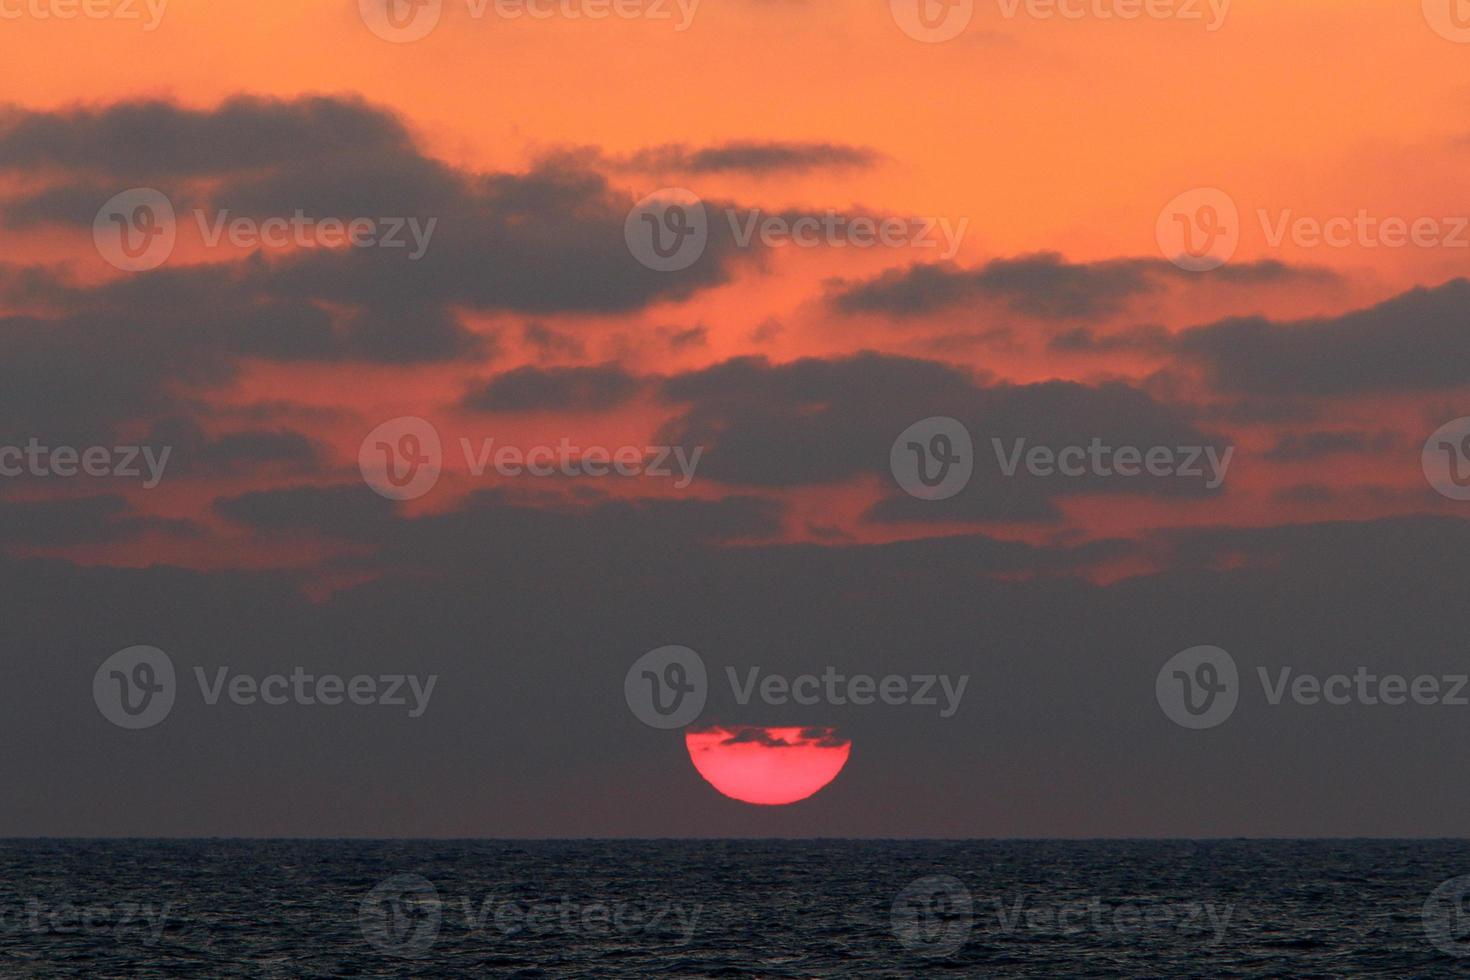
[685,725,852,806]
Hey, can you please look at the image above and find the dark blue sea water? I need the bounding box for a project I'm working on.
[1,839,1468,977]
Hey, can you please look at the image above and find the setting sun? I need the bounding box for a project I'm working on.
[685,725,852,805]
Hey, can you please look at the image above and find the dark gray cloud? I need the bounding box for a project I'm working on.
[923,327,1019,354]
[462,364,643,413]
[0,494,198,546]
[666,325,708,350]
[709,725,849,748]
[1049,324,1173,354]
[1177,278,1470,395]
[1273,483,1336,503]
[1157,514,1470,575]
[0,265,485,448]
[142,417,324,478]
[656,352,1229,521]
[336,302,489,364]
[0,96,754,315]
[372,488,785,571]
[0,179,160,227]
[66,265,487,364]
[658,351,974,485]
[1262,429,1401,462]
[521,322,586,361]
[212,485,785,569]
[618,140,881,175]
[213,484,398,537]
[0,310,223,447]
[829,253,1330,319]
[0,95,414,179]
[237,166,749,315]
[3,257,485,366]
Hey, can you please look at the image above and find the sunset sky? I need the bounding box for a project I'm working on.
[2,0,1470,837]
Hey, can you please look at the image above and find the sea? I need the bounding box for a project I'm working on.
[0,838,1467,977]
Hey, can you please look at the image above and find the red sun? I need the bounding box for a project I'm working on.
[685,725,852,805]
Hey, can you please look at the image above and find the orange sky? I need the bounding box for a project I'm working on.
[4,0,1467,284]
[3,0,1469,574]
